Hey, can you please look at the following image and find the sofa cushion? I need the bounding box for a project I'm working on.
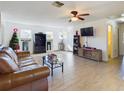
[0,53,19,74]
[2,47,19,65]
[19,61,37,68]
[18,56,33,62]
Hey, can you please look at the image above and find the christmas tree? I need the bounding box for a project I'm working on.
[9,31,20,50]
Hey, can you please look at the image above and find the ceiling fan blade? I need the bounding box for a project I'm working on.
[78,17,85,20]
[78,13,90,16]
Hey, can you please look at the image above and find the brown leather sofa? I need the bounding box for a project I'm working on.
[0,47,50,91]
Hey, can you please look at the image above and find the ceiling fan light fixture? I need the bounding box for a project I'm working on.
[71,17,78,21]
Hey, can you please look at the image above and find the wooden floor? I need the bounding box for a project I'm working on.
[33,51,124,91]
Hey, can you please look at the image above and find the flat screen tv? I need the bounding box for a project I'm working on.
[80,27,94,36]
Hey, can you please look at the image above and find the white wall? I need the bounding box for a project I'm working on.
[0,14,2,45]
[73,18,108,61]
[0,32,1,43]
[2,21,73,53]
[119,23,124,56]
[0,26,1,44]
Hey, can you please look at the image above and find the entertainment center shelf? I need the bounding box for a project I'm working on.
[73,34,102,62]
[73,35,81,54]
[78,48,102,62]
[73,27,102,62]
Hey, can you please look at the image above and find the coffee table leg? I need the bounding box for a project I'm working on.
[51,63,53,76]
[62,63,64,72]
[42,57,44,66]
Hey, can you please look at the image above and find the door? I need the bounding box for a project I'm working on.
[108,25,113,59]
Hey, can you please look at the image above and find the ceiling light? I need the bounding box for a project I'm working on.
[120,18,124,21]
[121,13,124,17]
[71,17,78,21]
[117,17,124,22]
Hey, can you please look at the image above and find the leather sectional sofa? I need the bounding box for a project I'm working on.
[0,46,50,91]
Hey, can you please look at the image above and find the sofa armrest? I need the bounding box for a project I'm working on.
[0,65,50,90]
[16,51,30,59]
[11,66,50,89]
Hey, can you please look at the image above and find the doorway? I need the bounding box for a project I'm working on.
[118,23,124,56]
[108,24,113,59]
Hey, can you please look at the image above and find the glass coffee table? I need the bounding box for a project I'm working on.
[42,54,64,76]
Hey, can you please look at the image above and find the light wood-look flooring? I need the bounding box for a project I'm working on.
[33,51,123,91]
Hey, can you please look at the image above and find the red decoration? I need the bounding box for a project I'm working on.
[13,28,18,32]
[15,44,20,52]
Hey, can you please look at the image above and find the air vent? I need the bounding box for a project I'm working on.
[52,1,64,8]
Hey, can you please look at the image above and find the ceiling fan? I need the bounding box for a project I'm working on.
[69,11,90,22]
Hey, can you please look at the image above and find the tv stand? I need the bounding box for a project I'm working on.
[78,47,102,62]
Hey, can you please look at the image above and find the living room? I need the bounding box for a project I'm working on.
[0,0,124,91]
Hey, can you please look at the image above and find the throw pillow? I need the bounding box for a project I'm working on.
[2,47,19,65]
[0,53,19,74]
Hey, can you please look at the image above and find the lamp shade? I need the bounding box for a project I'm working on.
[46,32,53,40]
[20,30,32,41]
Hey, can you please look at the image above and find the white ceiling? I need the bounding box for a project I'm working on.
[0,1,124,27]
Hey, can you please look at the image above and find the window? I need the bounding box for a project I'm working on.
[20,30,32,41]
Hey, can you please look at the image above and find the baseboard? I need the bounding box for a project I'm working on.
[65,50,73,52]
[49,49,72,52]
